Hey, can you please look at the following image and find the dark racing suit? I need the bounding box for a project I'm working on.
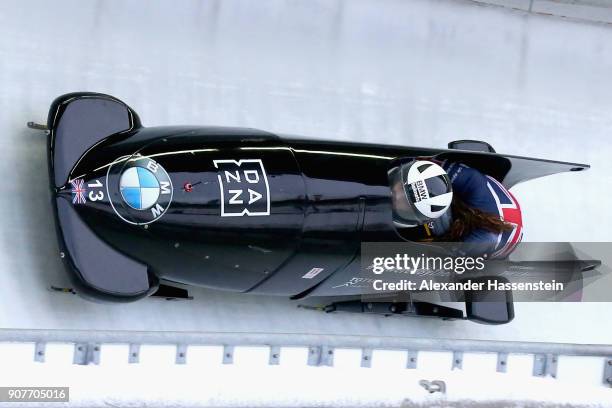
[428,162,523,259]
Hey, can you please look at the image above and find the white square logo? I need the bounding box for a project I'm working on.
[213,159,271,217]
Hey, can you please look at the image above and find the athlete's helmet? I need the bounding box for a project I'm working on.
[389,160,453,227]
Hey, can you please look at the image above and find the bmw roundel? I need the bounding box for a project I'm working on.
[108,156,173,225]
[120,167,161,210]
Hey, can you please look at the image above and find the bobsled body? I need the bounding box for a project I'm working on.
[44,93,592,308]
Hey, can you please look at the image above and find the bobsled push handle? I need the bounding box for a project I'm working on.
[448,140,496,153]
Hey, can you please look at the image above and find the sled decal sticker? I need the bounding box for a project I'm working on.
[70,178,106,205]
[108,156,173,225]
[213,159,270,217]
[302,268,324,279]
[71,179,87,204]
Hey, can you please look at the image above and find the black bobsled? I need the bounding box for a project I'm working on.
[35,92,597,325]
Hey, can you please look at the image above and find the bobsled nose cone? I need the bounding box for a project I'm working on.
[56,182,77,199]
[56,186,71,199]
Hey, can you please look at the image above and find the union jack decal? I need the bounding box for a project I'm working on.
[71,179,87,204]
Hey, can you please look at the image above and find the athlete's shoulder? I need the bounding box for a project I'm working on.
[442,162,490,205]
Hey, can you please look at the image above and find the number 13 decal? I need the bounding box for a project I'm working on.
[88,179,104,202]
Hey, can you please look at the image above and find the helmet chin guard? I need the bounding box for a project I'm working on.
[390,160,453,227]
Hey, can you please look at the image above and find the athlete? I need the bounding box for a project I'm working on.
[390,160,523,258]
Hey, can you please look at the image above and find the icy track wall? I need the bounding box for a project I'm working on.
[473,0,612,24]
[0,0,611,343]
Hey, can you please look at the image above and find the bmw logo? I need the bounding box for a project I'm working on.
[107,156,173,225]
[120,167,161,210]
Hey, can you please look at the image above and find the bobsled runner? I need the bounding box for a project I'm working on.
[32,92,599,325]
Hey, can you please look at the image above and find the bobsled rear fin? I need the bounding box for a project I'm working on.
[55,197,157,301]
[48,92,141,188]
[435,150,589,188]
[500,155,589,188]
